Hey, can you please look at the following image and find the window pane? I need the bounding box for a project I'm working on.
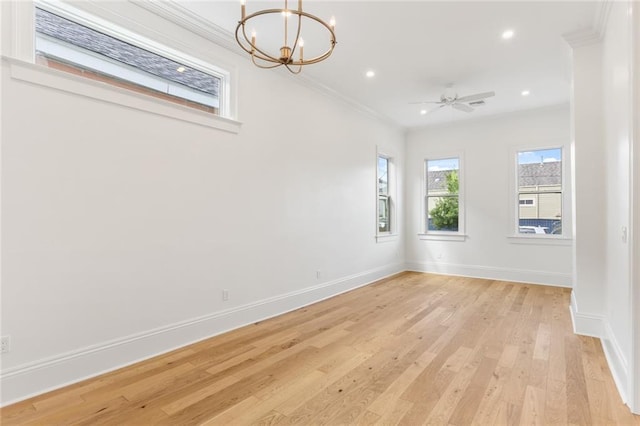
[517,148,562,235]
[378,157,388,195]
[427,195,459,231]
[378,195,390,233]
[35,8,221,110]
[427,158,459,195]
[518,148,562,189]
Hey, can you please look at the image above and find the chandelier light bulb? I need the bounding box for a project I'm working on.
[299,38,304,60]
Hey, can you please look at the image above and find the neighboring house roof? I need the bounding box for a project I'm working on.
[427,170,451,191]
[426,161,561,191]
[35,8,220,97]
[519,161,561,186]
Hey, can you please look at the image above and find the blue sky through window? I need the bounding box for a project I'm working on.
[378,156,388,194]
[518,148,561,164]
[427,158,459,172]
[378,157,388,181]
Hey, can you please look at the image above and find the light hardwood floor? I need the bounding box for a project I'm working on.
[2,272,639,425]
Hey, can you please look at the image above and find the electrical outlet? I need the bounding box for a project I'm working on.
[1,336,11,354]
[316,270,322,280]
[222,289,229,301]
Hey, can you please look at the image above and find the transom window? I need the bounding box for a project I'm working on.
[517,148,563,235]
[34,7,226,115]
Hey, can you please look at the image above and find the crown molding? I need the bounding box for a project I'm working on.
[134,0,403,131]
[132,0,240,54]
[562,0,611,48]
[295,72,402,130]
[133,0,404,129]
[592,0,612,40]
[562,28,602,48]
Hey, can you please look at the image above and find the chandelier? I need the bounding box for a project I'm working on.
[235,0,337,74]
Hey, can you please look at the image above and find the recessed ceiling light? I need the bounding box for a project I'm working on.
[420,109,428,115]
[177,66,186,73]
[521,90,530,96]
[502,29,515,40]
[365,70,375,78]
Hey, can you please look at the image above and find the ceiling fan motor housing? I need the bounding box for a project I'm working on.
[440,93,458,103]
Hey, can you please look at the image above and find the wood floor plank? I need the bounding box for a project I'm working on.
[565,334,594,425]
[160,374,242,416]
[545,378,568,425]
[422,349,484,425]
[367,349,437,416]
[468,363,512,425]
[373,398,413,425]
[447,355,499,425]
[533,322,552,361]
[2,272,638,425]
[519,385,546,425]
[273,347,371,416]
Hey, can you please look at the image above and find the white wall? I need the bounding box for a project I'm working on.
[633,0,640,412]
[0,1,404,404]
[601,0,633,400]
[568,0,639,411]
[405,106,572,286]
[569,40,606,334]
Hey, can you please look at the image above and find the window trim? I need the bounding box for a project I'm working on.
[376,148,398,242]
[377,154,391,235]
[6,56,240,133]
[25,0,239,131]
[419,152,466,241]
[509,144,571,241]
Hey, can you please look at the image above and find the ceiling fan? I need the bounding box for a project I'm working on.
[411,90,495,113]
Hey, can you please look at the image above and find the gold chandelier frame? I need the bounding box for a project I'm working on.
[235,0,337,74]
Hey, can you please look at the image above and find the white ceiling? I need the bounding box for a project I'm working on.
[180,1,599,129]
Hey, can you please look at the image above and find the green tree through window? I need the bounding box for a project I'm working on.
[430,170,459,230]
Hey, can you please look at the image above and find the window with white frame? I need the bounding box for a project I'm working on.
[516,148,563,235]
[377,155,391,233]
[34,6,228,116]
[425,157,461,233]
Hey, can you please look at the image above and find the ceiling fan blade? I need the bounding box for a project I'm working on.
[455,91,495,103]
[419,105,446,116]
[419,105,447,116]
[409,101,443,105]
[452,103,474,113]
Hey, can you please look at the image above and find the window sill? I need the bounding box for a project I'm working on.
[418,233,467,242]
[5,56,242,134]
[376,233,399,243]
[507,235,572,246]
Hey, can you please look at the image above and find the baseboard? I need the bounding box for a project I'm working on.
[601,320,629,404]
[569,290,605,337]
[569,292,629,405]
[0,263,405,406]
[405,260,572,287]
